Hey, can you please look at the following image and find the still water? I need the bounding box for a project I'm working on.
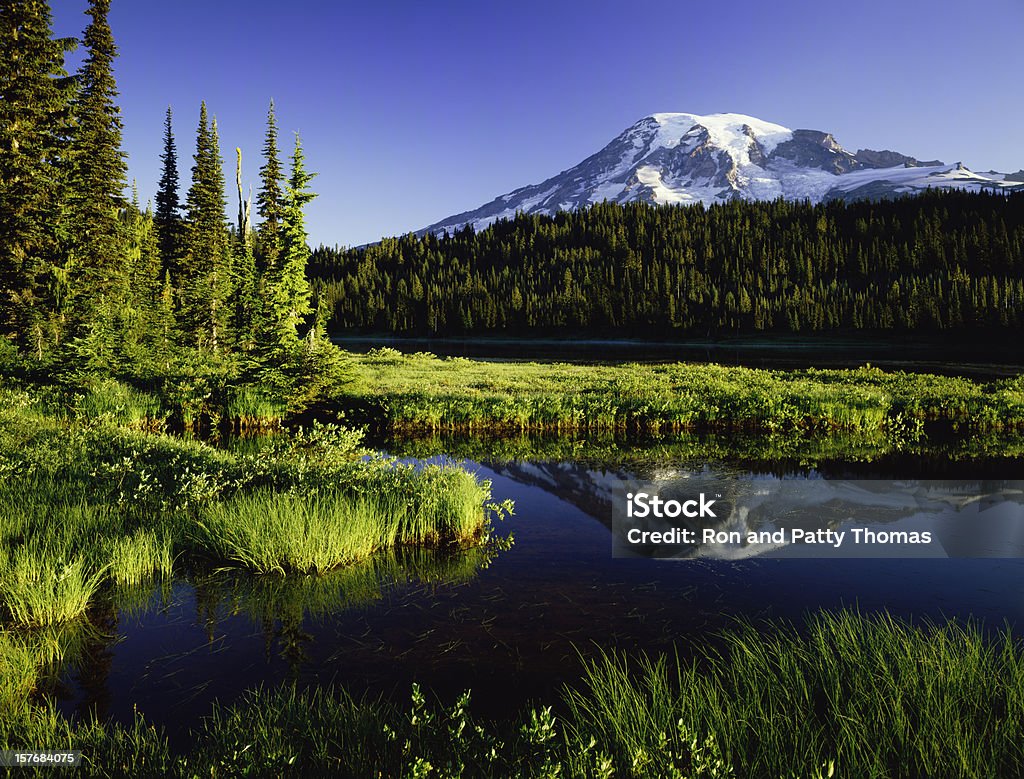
[57,447,1024,742]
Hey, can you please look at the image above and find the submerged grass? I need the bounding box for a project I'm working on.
[344,348,1024,435]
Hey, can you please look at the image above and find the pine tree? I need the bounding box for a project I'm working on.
[155,106,183,272]
[255,99,284,275]
[272,132,316,342]
[70,0,128,320]
[0,1,77,352]
[181,102,231,352]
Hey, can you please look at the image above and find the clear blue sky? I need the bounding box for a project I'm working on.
[52,0,1024,247]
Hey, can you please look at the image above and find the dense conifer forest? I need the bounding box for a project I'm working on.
[309,191,1024,336]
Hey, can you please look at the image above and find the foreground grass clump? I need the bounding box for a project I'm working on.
[194,467,488,575]
[568,611,1024,778]
[344,349,1024,435]
[3,610,1022,777]
[0,548,105,628]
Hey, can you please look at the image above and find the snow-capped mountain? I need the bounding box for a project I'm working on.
[425,112,1022,234]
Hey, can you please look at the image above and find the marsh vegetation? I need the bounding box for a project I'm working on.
[344,348,1024,436]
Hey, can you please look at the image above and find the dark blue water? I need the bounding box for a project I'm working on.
[57,455,1024,742]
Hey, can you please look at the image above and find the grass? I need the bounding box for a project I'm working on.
[225,386,287,431]
[107,530,175,587]
[2,609,1020,777]
[75,378,164,428]
[0,381,505,659]
[0,547,105,627]
[0,630,37,715]
[193,481,480,575]
[342,348,1024,435]
[378,427,1024,472]
[567,610,1024,778]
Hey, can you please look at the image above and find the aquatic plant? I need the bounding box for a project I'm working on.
[0,547,105,627]
[190,464,490,575]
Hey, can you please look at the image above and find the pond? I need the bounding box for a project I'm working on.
[54,440,1024,744]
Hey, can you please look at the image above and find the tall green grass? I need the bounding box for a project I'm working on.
[107,530,175,587]
[344,349,1024,435]
[75,378,163,427]
[191,465,488,575]
[0,630,36,716]
[193,490,404,574]
[566,610,1024,778]
[225,386,287,430]
[0,547,105,627]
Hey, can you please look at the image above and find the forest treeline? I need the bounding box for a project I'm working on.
[309,190,1024,335]
[0,1,341,419]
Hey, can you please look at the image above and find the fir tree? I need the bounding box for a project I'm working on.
[155,106,183,271]
[272,132,316,342]
[0,1,77,352]
[181,102,231,352]
[255,99,284,275]
[70,0,128,318]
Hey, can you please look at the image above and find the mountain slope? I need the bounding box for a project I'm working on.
[425,112,1020,234]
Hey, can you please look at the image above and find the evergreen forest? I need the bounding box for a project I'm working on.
[310,191,1024,336]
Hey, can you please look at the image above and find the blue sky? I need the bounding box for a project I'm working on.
[52,0,1024,247]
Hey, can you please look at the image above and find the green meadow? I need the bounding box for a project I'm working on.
[343,348,1024,435]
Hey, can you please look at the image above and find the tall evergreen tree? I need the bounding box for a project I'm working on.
[272,132,316,342]
[255,99,284,275]
[0,1,77,352]
[154,106,183,271]
[70,0,127,318]
[181,102,231,352]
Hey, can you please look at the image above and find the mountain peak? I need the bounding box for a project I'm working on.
[423,113,1021,235]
